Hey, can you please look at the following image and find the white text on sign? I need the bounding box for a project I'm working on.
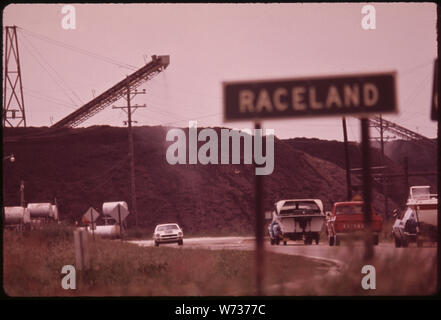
[239,83,379,114]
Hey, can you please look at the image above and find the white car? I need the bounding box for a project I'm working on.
[153,223,184,246]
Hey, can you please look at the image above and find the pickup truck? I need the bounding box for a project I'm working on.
[325,201,383,246]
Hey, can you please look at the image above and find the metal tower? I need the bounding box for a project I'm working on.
[369,115,436,147]
[3,26,26,127]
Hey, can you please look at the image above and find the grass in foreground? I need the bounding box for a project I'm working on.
[3,224,437,296]
[305,251,438,296]
[3,224,327,296]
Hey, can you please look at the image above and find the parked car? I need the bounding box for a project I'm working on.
[268,199,325,245]
[326,201,383,246]
[392,186,438,248]
[153,223,184,246]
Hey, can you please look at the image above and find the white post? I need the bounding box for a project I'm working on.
[74,228,90,271]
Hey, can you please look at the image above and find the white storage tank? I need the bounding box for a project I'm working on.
[4,206,30,225]
[87,224,120,239]
[102,201,128,219]
[23,208,31,224]
[51,205,59,220]
[27,203,53,219]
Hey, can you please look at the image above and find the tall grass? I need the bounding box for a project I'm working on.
[302,252,438,296]
[3,224,436,296]
[3,225,327,296]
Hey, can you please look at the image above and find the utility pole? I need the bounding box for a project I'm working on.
[112,82,146,227]
[254,122,264,296]
[379,115,389,220]
[342,117,352,200]
[20,180,25,207]
[404,156,409,199]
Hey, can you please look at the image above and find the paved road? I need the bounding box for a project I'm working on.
[130,237,437,294]
[130,236,437,270]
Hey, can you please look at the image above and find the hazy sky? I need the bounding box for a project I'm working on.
[3,3,438,141]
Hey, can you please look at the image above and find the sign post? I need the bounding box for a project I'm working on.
[90,208,95,240]
[103,201,129,241]
[74,228,90,271]
[254,122,264,296]
[342,117,352,201]
[82,207,100,241]
[223,71,397,285]
[361,118,373,261]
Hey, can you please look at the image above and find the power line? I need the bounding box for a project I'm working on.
[24,87,78,108]
[142,98,191,119]
[26,92,78,110]
[402,70,433,106]
[19,34,79,107]
[398,72,434,124]
[20,32,84,105]
[400,59,435,77]
[157,112,221,127]
[18,27,138,71]
[148,77,223,101]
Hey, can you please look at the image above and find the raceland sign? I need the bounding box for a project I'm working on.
[223,72,397,121]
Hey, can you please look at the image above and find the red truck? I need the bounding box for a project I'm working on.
[325,201,383,246]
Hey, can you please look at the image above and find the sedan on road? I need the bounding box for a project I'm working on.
[154,223,184,246]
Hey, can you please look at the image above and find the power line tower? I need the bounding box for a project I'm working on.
[369,115,436,147]
[367,115,436,219]
[3,26,27,127]
[112,82,146,227]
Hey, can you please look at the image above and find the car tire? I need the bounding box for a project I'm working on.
[329,236,334,246]
[178,240,183,246]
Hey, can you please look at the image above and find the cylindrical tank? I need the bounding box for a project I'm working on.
[27,203,53,218]
[51,205,59,220]
[88,224,120,238]
[4,206,29,225]
[23,208,31,224]
[102,201,128,217]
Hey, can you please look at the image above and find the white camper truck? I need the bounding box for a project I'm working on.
[269,199,325,245]
[392,186,438,247]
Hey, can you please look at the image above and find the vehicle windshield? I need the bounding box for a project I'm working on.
[335,205,363,215]
[280,201,320,214]
[411,187,430,200]
[156,224,179,231]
